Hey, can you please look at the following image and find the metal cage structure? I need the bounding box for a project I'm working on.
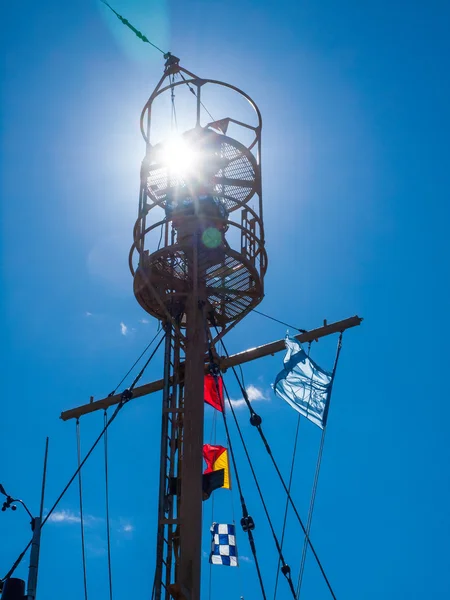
[129,55,267,343]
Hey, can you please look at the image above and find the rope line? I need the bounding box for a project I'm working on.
[208,365,267,600]
[219,376,296,598]
[76,420,89,600]
[109,329,162,397]
[1,331,165,583]
[255,418,336,599]
[274,342,311,599]
[179,73,215,122]
[100,0,168,56]
[273,416,301,599]
[220,389,268,600]
[296,427,326,597]
[296,332,344,598]
[104,411,113,600]
[170,74,178,132]
[252,309,307,333]
[217,332,337,600]
[207,405,217,600]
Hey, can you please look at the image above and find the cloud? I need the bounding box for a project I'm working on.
[240,555,252,563]
[47,510,81,524]
[246,384,266,402]
[47,509,101,527]
[139,318,149,324]
[116,518,135,537]
[230,385,269,409]
[85,311,93,317]
[120,322,128,336]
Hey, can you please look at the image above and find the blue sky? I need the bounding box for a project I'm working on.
[1,0,450,598]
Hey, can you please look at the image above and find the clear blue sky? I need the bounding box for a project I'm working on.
[1,0,450,598]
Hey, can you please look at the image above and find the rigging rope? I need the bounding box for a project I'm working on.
[207,402,217,600]
[251,309,307,334]
[217,375,296,598]
[208,363,267,600]
[296,427,326,597]
[109,329,162,397]
[170,74,178,132]
[1,331,165,584]
[179,73,216,122]
[274,341,311,599]
[208,485,215,600]
[216,331,337,600]
[104,411,114,600]
[76,420,89,600]
[100,0,168,56]
[296,332,344,599]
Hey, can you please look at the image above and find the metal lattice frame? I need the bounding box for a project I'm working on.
[129,59,267,346]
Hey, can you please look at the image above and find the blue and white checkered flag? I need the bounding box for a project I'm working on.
[209,522,238,567]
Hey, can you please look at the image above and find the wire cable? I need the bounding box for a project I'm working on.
[296,333,344,598]
[44,332,165,527]
[109,329,162,397]
[217,331,337,600]
[179,73,215,122]
[273,416,301,600]
[170,74,178,132]
[251,309,307,333]
[220,384,268,600]
[296,427,326,598]
[1,331,165,583]
[208,367,267,600]
[76,420,89,600]
[104,411,114,600]
[219,376,296,598]
[100,0,168,56]
[274,342,311,599]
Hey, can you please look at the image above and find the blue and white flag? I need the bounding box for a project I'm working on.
[274,337,332,429]
[209,523,238,567]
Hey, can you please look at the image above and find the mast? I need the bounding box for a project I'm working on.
[129,55,266,599]
[58,54,363,599]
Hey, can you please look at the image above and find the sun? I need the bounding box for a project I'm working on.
[162,134,199,177]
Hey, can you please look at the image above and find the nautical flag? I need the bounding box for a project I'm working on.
[208,118,230,134]
[203,444,231,489]
[209,523,238,566]
[274,336,332,429]
[204,374,224,412]
[202,469,225,500]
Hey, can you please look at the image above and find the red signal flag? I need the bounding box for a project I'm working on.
[204,374,224,412]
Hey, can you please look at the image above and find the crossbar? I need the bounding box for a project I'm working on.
[60,315,362,421]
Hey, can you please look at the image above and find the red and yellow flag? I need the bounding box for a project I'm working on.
[203,444,231,489]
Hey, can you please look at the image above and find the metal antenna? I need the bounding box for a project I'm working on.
[27,437,49,600]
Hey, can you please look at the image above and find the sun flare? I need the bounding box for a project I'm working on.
[162,135,199,177]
